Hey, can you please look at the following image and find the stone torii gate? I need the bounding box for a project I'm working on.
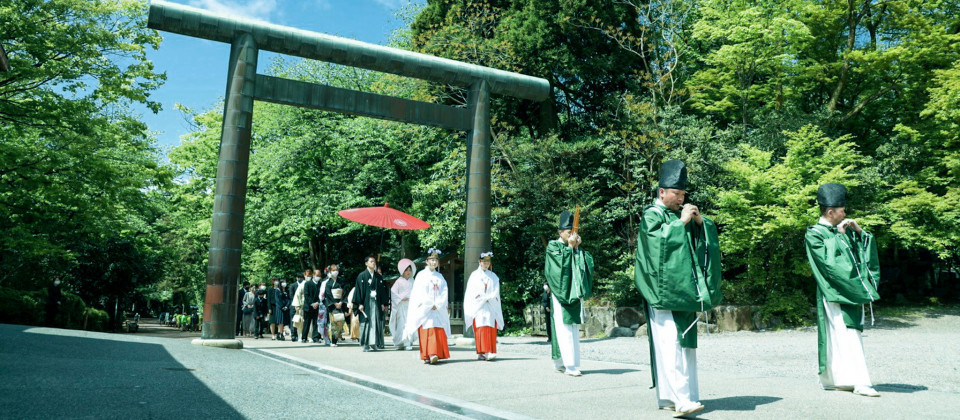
[146,0,549,347]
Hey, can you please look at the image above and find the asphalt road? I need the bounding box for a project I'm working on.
[0,324,455,420]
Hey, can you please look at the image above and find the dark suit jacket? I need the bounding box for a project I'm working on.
[267,287,278,307]
[301,280,321,314]
[287,281,302,301]
[352,270,389,322]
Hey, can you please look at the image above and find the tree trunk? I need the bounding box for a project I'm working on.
[828,0,863,113]
[308,238,318,270]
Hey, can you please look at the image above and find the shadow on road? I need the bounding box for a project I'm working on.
[875,383,929,393]
[0,324,241,418]
[868,317,919,330]
[700,395,782,413]
[585,368,640,375]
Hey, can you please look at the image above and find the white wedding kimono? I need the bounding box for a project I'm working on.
[390,275,416,347]
[403,268,451,343]
[464,267,504,330]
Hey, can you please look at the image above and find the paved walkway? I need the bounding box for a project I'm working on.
[3,315,958,419]
[236,332,957,419]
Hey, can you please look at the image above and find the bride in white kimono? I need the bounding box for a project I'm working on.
[389,258,417,350]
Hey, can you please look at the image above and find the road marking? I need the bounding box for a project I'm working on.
[245,348,535,420]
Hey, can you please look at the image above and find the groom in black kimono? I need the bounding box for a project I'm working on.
[352,256,389,352]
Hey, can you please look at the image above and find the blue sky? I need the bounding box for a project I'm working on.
[140,0,423,151]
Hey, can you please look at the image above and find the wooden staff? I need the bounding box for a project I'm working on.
[572,205,581,234]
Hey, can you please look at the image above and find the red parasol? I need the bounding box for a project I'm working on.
[337,203,430,230]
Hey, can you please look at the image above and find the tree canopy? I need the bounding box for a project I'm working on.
[3,0,958,328]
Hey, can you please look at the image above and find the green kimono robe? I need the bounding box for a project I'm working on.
[634,203,722,349]
[544,239,593,360]
[805,222,880,374]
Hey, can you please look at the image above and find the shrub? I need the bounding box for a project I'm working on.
[0,288,41,325]
[84,308,110,332]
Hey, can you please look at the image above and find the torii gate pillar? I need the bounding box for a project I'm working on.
[194,34,258,348]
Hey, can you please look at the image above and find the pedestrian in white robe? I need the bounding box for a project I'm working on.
[390,258,417,350]
[464,252,504,361]
[404,248,451,364]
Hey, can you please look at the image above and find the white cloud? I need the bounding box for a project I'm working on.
[371,0,403,10]
[188,0,280,21]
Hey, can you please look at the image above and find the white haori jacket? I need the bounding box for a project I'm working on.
[464,266,504,330]
[403,268,451,343]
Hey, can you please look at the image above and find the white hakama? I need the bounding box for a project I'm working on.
[820,297,872,387]
[551,295,581,369]
[648,307,699,407]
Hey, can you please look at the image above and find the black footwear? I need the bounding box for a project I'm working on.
[300,339,307,343]
[362,346,370,352]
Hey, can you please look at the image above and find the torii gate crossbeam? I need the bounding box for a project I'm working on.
[146,0,549,348]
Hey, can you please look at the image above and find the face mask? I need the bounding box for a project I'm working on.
[543,285,549,292]
[281,282,287,287]
[54,281,61,286]
[260,286,266,290]
[330,271,338,278]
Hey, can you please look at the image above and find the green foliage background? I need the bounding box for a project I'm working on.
[2,0,958,330]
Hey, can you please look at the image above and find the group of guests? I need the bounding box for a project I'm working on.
[233,249,505,365]
[160,312,199,331]
[543,160,882,417]
[236,268,348,343]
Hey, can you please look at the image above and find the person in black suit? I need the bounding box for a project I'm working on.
[46,276,63,327]
[255,289,269,339]
[300,274,322,343]
[352,256,390,352]
[542,283,552,342]
[236,281,250,335]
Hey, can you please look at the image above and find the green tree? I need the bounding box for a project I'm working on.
[714,125,875,323]
[0,0,168,323]
[886,61,960,269]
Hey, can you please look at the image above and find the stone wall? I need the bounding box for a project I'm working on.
[525,303,767,337]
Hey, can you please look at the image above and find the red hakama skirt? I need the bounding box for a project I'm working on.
[474,321,498,354]
[418,326,450,360]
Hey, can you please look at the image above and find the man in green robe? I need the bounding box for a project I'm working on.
[805,183,881,397]
[634,160,722,417]
[544,210,594,376]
